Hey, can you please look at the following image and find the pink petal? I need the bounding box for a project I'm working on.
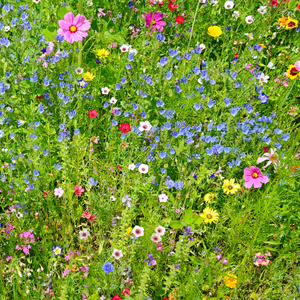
[72,32,83,42]
[244,167,252,175]
[78,20,91,31]
[257,156,269,164]
[73,14,85,27]
[244,180,253,189]
[244,174,253,181]
[58,20,69,30]
[260,176,269,184]
[263,161,272,169]
[64,31,73,43]
[64,12,74,26]
[77,30,88,38]
[250,166,259,173]
[253,179,262,188]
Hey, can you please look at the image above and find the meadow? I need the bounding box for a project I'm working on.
[0,0,300,299]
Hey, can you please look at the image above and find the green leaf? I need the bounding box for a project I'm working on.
[170,220,184,229]
[182,208,193,223]
[193,216,203,225]
[57,6,73,19]
[43,28,57,42]
[125,295,135,300]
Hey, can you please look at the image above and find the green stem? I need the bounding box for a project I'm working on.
[78,0,83,67]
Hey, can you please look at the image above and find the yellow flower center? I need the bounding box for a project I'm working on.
[228,185,233,190]
[70,25,77,32]
[152,20,156,25]
[252,172,258,178]
[207,214,212,219]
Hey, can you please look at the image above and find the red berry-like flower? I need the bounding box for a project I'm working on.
[119,123,131,133]
[263,147,269,152]
[122,288,130,296]
[176,16,184,24]
[112,295,121,300]
[88,109,98,118]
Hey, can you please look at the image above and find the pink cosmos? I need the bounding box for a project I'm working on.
[57,12,91,44]
[295,60,300,71]
[244,166,269,189]
[256,148,279,172]
[144,11,166,32]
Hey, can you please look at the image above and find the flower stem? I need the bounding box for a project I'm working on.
[78,0,83,67]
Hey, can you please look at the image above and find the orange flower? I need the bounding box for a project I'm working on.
[224,274,238,288]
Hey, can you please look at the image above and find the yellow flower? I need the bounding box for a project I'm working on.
[222,179,240,195]
[208,26,222,37]
[285,17,298,30]
[286,65,299,80]
[204,192,215,203]
[97,49,110,58]
[278,16,289,28]
[224,274,238,288]
[126,227,134,237]
[200,207,219,224]
[83,72,95,81]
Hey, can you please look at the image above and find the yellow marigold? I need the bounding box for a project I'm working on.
[204,192,215,203]
[97,49,110,58]
[224,273,238,288]
[208,26,222,37]
[83,72,95,81]
[222,179,240,195]
[286,65,299,80]
[278,16,289,28]
[200,207,219,224]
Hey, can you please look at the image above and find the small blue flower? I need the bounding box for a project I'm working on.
[102,262,114,274]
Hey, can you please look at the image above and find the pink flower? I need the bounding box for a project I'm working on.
[144,11,166,32]
[112,107,120,115]
[74,185,85,196]
[221,259,228,263]
[244,166,269,189]
[295,60,300,71]
[216,254,222,260]
[256,148,279,171]
[54,187,64,197]
[62,268,69,278]
[57,12,91,44]
[97,8,106,17]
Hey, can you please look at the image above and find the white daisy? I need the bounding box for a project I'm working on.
[79,228,90,240]
[112,249,123,260]
[138,164,149,174]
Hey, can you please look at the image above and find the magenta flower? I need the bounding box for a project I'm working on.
[57,12,91,44]
[144,11,166,32]
[244,166,269,189]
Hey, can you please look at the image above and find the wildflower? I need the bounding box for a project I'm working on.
[138,164,149,174]
[126,227,134,237]
[244,166,269,189]
[88,177,98,186]
[286,65,299,80]
[110,97,117,104]
[79,228,90,240]
[144,11,166,32]
[101,87,110,94]
[83,72,95,81]
[155,226,166,236]
[54,187,64,198]
[208,26,222,37]
[97,8,106,17]
[176,16,184,24]
[112,249,123,260]
[132,226,144,237]
[224,274,238,288]
[295,61,300,71]
[151,233,162,243]
[16,212,23,218]
[158,193,168,202]
[102,262,114,274]
[119,123,131,133]
[112,295,121,300]
[128,163,136,170]
[144,253,155,265]
[222,179,240,195]
[74,186,85,195]
[217,254,222,260]
[122,194,131,207]
[204,192,214,203]
[200,207,219,224]
[256,148,279,171]
[88,109,98,118]
[57,12,91,44]
[224,1,235,9]
[97,49,110,58]
[245,16,254,24]
[77,78,88,88]
[285,17,298,29]
[52,245,62,256]
[139,121,152,132]
[122,289,130,296]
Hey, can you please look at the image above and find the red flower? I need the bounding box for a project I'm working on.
[88,109,98,118]
[36,95,42,101]
[116,165,122,170]
[297,3,300,11]
[122,288,130,296]
[112,295,121,300]
[263,147,269,152]
[74,185,85,196]
[176,16,184,24]
[168,3,177,11]
[158,0,164,6]
[119,123,131,133]
[163,298,170,300]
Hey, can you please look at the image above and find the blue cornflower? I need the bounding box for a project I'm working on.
[165,180,175,189]
[174,181,184,190]
[88,177,98,186]
[102,262,114,274]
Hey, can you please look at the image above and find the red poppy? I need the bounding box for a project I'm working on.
[176,16,184,24]
[36,95,42,101]
[122,288,130,296]
[234,52,239,59]
[168,3,177,11]
[116,165,122,170]
[119,123,131,133]
[112,295,121,300]
[88,109,98,118]
[298,3,300,11]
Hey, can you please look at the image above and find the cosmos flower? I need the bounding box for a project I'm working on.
[256,148,279,171]
[144,11,166,32]
[57,12,91,44]
[244,166,269,189]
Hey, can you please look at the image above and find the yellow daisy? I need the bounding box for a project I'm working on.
[204,192,215,203]
[83,72,95,81]
[222,179,240,195]
[286,65,299,80]
[97,49,110,58]
[285,17,298,30]
[200,207,219,224]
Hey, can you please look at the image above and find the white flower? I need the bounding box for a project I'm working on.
[150,233,162,243]
[129,48,138,55]
[199,43,206,50]
[155,226,166,236]
[232,11,239,19]
[257,6,267,14]
[16,212,23,218]
[258,72,269,84]
[138,164,149,174]
[139,121,152,132]
[267,62,275,69]
[128,163,136,170]
[4,26,10,32]
[110,97,117,104]
[224,1,235,9]
[198,78,203,84]
[158,193,168,203]
[33,0,41,3]
[79,228,90,240]
[245,16,254,24]
[210,0,218,6]
[110,196,116,201]
[101,87,110,95]
[75,67,83,75]
[132,226,144,237]
[120,44,129,52]
[87,1,93,6]
[112,249,123,260]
